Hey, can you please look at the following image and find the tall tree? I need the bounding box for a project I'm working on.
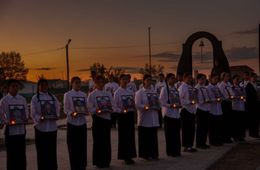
[139,63,165,77]
[0,51,28,80]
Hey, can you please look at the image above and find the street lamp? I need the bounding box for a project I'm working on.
[199,40,205,63]
[66,39,71,90]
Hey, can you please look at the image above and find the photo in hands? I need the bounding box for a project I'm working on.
[188,87,198,103]
[147,93,160,110]
[169,90,181,106]
[8,104,27,124]
[121,95,135,111]
[72,97,87,114]
[40,100,57,119]
[96,96,112,113]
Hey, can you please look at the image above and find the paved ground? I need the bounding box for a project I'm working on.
[0,117,259,170]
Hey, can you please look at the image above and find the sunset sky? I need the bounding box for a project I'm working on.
[0,0,259,81]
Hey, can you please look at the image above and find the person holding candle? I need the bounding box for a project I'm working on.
[218,72,235,143]
[195,74,211,149]
[135,74,160,160]
[31,78,60,170]
[159,73,181,157]
[179,73,198,152]
[207,74,224,146]
[87,75,115,168]
[114,74,137,165]
[0,79,28,170]
[64,76,88,170]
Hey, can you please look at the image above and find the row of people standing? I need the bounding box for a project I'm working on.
[0,71,259,170]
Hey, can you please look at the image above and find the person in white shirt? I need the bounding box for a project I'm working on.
[231,75,246,142]
[114,74,137,165]
[126,74,137,93]
[207,73,224,146]
[195,74,211,149]
[155,73,166,128]
[175,74,184,89]
[179,73,197,152]
[31,79,60,170]
[87,75,115,168]
[135,74,160,160]
[218,72,234,143]
[0,79,28,170]
[159,73,181,157]
[239,71,250,88]
[104,74,119,128]
[64,76,88,170]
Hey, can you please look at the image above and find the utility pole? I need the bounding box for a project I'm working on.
[148,27,152,76]
[258,23,260,76]
[66,39,71,90]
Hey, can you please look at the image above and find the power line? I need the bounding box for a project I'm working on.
[22,47,65,56]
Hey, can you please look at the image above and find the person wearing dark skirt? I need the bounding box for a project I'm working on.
[159,73,181,157]
[245,73,260,138]
[64,76,88,170]
[87,75,115,168]
[31,79,60,170]
[207,74,224,146]
[195,74,211,149]
[114,74,137,165]
[135,74,160,160]
[0,79,28,170]
[232,75,246,142]
[218,72,235,143]
[179,73,198,153]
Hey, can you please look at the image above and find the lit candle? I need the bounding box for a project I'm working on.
[40,116,45,120]
[217,98,221,102]
[240,96,244,100]
[72,112,78,117]
[230,95,234,100]
[191,100,195,104]
[123,109,127,113]
[173,104,177,108]
[97,109,102,114]
[144,106,149,110]
[10,120,16,125]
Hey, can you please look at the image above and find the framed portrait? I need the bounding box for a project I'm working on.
[188,87,198,103]
[200,87,211,102]
[72,97,87,114]
[169,90,181,106]
[147,93,160,110]
[96,96,112,113]
[40,100,57,119]
[8,104,27,125]
[121,95,135,111]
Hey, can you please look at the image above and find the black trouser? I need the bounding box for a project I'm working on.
[35,128,57,170]
[221,100,233,141]
[247,110,260,137]
[232,110,245,140]
[118,111,137,160]
[196,108,210,146]
[164,116,181,156]
[181,109,196,148]
[209,114,224,145]
[138,126,159,158]
[5,126,26,170]
[158,109,163,128]
[92,115,111,167]
[67,123,87,170]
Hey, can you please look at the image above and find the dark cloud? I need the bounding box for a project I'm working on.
[31,67,55,71]
[225,47,258,61]
[115,66,141,73]
[233,27,258,35]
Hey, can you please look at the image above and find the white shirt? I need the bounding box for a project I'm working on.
[135,87,160,127]
[88,79,95,93]
[64,89,88,126]
[0,94,28,135]
[178,82,197,114]
[114,87,136,113]
[195,84,211,112]
[104,82,119,96]
[207,84,223,116]
[127,81,137,92]
[218,81,235,100]
[239,80,249,88]
[232,85,246,111]
[175,81,183,89]
[155,81,166,95]
[31,92,60,132]
[159,85,180,119]
[87,89,115,120]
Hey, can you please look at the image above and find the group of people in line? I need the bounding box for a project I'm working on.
[0,70,259,170]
